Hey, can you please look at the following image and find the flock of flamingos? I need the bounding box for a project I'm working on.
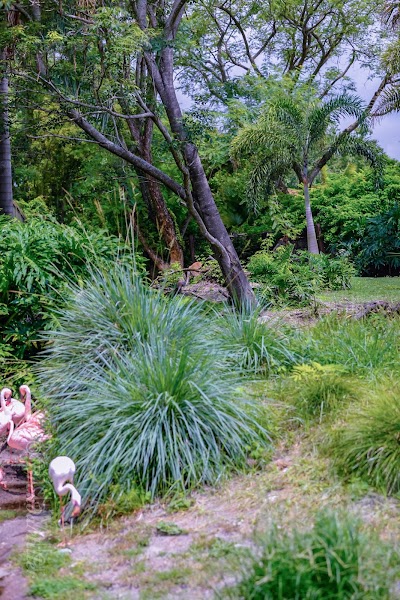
[0,385,81,524]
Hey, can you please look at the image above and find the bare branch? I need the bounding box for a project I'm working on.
[165,0,189,37]
[68,108,188,201]
[320,51,356,98]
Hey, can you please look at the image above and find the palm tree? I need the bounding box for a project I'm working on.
[232,90,384,254]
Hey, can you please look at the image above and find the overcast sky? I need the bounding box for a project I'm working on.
[353,66,400,159]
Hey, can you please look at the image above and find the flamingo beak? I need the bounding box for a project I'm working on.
[71,503,81,517]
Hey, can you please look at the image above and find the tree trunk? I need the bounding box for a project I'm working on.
[125,88,184,268]
[135,167,184,267]
[148,48,255,306]
[0,52,14,218]
[138,127,184,266]
[304,181,319,254]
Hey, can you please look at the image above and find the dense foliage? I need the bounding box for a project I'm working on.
[328,380,400,493]
[0,214,141,360]
[246,244,355,305]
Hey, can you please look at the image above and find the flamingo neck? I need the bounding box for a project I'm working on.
[24,391,32,420]
[7,420,14,443]
[0,390,9,411]
[56,482,81,506]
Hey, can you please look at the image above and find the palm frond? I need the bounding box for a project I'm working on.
[374,84,400,116]
[308,94,366,146]
[248,154,293,211]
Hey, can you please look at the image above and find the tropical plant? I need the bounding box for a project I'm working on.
[0,215,138,358]
[246,244,354,306]
[223,510,398,599]
[328,380,400,493]
[37,268,269,515]
[356,203,400,274]
[232,86,384,253]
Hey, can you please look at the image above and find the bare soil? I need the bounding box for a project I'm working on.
[2,438,397,599]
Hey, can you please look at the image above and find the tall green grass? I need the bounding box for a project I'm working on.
[327,380,400,494]
[291,315,400,376]
[217,305,299,374]
[223,511,398,599]
[37,267,269,514]
[283,363,359,421]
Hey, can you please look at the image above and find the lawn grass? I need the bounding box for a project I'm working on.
[317,276,400,303]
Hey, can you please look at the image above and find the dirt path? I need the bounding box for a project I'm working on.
[1,442,399,599]
[34,442,399,599]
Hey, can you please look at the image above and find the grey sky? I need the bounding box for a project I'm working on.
[352,67,400,159]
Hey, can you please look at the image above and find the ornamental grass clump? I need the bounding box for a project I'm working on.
[37,267,269,514]
[327,381,400,494]
[223,511,398,599]
[217,304,299,375]
[285,362,358,421]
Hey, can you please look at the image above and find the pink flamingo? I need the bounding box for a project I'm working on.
[49,456,81,527]
[19,384,45,423]
[6,387,49,501]
[0,387,25,427]
[0,389,13,437]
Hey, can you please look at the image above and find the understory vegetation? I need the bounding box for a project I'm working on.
[3,0,400,595]
[30,260,400,530]
[224,511,398,599]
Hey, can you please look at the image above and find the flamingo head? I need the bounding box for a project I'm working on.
[19,384,30,399]
[71,501,81,517]
[2,388,12,405]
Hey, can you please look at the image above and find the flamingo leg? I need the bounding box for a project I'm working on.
[60,495,65,528]
[27,469,34,500]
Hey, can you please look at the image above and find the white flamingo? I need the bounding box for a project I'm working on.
[19,384,45,423]
[48,456,81,527]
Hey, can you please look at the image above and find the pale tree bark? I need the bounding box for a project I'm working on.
[303,181,319,254]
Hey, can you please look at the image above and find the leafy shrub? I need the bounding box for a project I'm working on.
[0,215,143,358]
[309,253,356,289]
[285,362,358,421]
[223,511,398,599]
[217,304,300,374]
[37,268,269,516]
[356,203,400,275]
[294,314,400,376]
[328,381,400,494]
[247,245,354,306]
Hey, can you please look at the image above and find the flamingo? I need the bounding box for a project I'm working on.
[0,389,12,437]
[2,388,25,425]
[48,456,81,527]
[6,403,49,501]
[19,384,44,423]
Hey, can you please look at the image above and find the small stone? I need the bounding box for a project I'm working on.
[58,548,72,555]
